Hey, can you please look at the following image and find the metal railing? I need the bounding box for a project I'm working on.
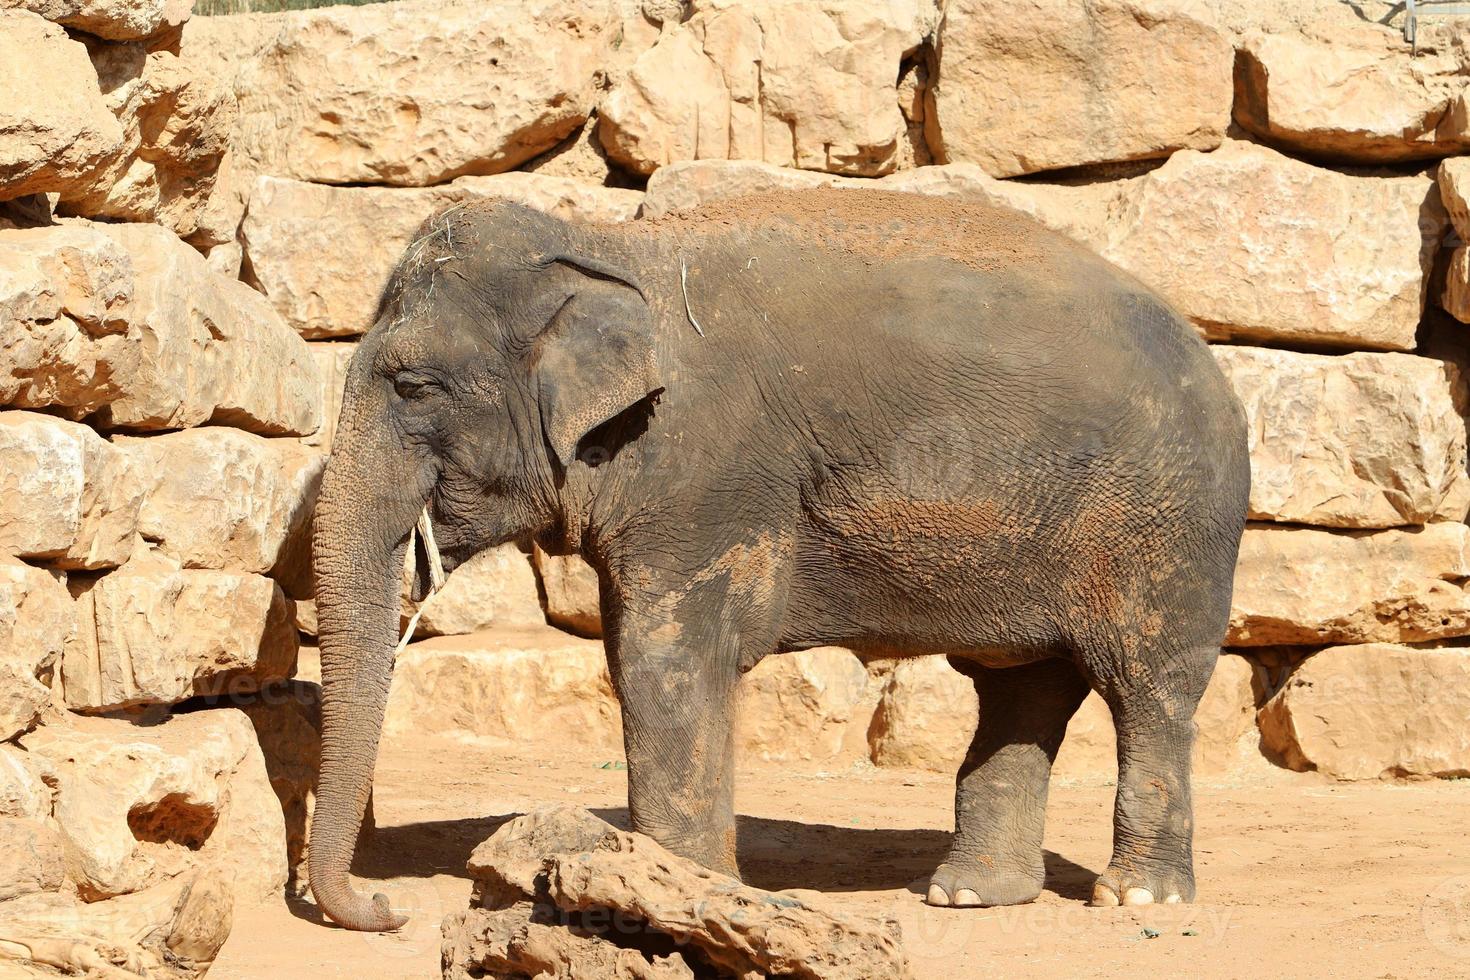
[1405,0,1470,45]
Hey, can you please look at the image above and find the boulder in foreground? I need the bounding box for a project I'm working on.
[445,805,911,979]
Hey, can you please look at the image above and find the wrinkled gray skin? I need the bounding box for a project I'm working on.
[308,191,1250,931]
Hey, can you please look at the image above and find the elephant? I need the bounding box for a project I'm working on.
[307,188,1250,932]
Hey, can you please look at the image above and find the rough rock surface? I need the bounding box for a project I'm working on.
[1054,653,1263,779]
[384,628,622,749]
[301,341,356,452]
[0,558,72,742]
[0,223,132,418]
[0,874,233,979]
[867,657,977,771]
[1259,644,1470,779]
[0,816,65,903]
[407,544,547,639]
[0,222,320,435]
[1229,522,1470,647]
[532,547,602,638]
[0,10,124,202]
[736,648,872,764]
[116,428,322,575]
[63,549,296,711]
[931,0,1233,177]
[0,743,52,820]
[0,413,143,570]
[869,653,1261,777]
[92,222,319,434]
[237,681,321,898]
[242,173,643,338]
[446,805,911,980]
[599,0,943,177]
[19,710,288,903]
[1234,25,1470,162]
[1213,348,1470,528]
[1098,141,1444,351]
[58,42,235,238]
[6,0,193,41]
[183,0,618,187]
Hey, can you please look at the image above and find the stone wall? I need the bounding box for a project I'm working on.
[3,0,1470,970]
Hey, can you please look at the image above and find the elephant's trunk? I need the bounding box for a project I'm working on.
[307,404,426,932]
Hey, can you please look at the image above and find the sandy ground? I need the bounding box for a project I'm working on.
[215,737,1470,979]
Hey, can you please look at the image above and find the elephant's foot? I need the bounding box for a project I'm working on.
[925,858,1043,908]
[1089,862,1194,907]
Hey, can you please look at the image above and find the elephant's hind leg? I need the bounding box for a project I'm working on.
[1086,639,1215,907]
[927,656,1090,908]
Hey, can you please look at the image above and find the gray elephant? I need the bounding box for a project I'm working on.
[307,189,1250,931]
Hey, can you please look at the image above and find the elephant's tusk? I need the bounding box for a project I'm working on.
[394,505,446,656]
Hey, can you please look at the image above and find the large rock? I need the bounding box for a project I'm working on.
[0,11,124,202]
[57,41,235,238]
[1213,347,1470,528]
[0,558,72,742]
[183,0,618,187]
[0,743,52,820]
[447,806,910,980]
[62,549,297,711]
[302,341,356,451]
[1437,157,1470,322]
[0,817,65,903]
[736,647,872,764]
[407,544,547,639]
[1258,644,1470,779]
[0,874,233,977]
[599,0,943,177]
[20,708,283,910]
[92,222,319,434]
[115,428,323,575]
[242,173,643,338]
[1234,26,1470,163]
[0,223,131,418]
[384,628,621,749]
[238,681,321,898]
[929,0,1232,177]
[1229,522,1470,647]
[0,222,320,435]
[20,709,288,902]
[869,653,1262,777]
[867,656,976,771]
[1098,141,1444,351]
[7,0,192,41]
[532,546,601,637]
[1053,652,1263,779]
[0,413,143,569]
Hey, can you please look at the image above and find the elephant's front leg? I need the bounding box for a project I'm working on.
[604,593,747,877]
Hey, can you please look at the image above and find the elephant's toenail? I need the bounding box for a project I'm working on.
[953,888,983,906]
[1164,894,1182,904]
[1091,883,1120,907]
[926,884,952,907]
[1123,887,1155,906]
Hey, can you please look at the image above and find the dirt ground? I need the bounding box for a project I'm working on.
[215,736,1470,979]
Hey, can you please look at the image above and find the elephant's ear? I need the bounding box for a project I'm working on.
[534,267,661,468]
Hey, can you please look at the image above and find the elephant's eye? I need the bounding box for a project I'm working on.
[393,374,434,400]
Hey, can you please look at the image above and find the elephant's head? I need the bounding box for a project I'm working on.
[308,202,662,931]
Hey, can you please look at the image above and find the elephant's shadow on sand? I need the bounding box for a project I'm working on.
[347,809,1098,901]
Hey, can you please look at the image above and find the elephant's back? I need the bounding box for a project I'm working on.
[639,186,1079,280]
